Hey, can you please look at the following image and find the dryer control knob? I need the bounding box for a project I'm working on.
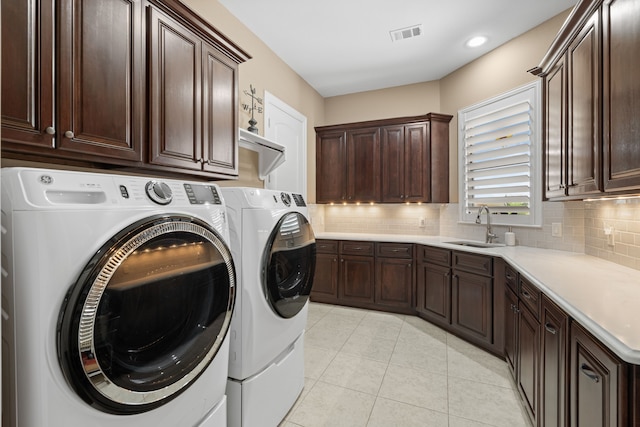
[146,180,173,205]
[280,192,291,207]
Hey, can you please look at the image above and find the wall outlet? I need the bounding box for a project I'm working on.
[418,217,426,228]
[604,225,615,246]
[551,222,562,237]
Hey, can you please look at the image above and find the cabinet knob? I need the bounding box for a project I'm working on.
[45,127,55,135]
[64,130,74,139]
[580,363,600,383]
[544,322,557,335]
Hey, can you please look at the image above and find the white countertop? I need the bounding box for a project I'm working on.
[316,232,640,365]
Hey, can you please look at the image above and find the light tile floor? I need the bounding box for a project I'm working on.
[280,302,531,427]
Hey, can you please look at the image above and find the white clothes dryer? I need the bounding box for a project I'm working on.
[220,188,316,427]
[1,168,237,427]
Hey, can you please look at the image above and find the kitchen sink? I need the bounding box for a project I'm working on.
[444,240,506,248]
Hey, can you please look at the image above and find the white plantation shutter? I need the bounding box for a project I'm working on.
[459,82,542,227]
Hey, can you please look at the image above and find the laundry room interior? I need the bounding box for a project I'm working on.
[2,0,640,426]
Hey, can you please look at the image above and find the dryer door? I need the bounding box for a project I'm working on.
[57,214,235,414]
[262,212,316,318]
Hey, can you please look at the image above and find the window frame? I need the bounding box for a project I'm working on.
[458,81,542,227]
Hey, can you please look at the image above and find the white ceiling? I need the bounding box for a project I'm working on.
[218,0,578,97]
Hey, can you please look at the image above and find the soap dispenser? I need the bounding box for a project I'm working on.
[505,227,516,246]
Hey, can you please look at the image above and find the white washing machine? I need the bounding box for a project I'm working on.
[220,188,316,427]
[1,168,237,427]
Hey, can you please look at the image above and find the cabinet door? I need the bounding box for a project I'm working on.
[381,125,405,202]
[570,323,628,427]
[57,0,143,162]
[201,42,239,176]
[567,10,602,196]
[416,262,451,327]
[545,55,568,199]
[541,294,568,427]
[518,304,540,427]
[451,270,493,346]
[375,257,413,312]
[339,255,375,306]
[504,287,519,380]
[1,0,54,149]
[148,6,202,170]
[316,130,347,203]
[346,127,381,202]
[404,123,430,202]
[310,253,339,303]
[603,0,640,192]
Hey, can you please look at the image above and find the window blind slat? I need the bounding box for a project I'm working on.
[467,144,530,163]
[468,185,530,196]
[467,164,530,179]
[466,134,530,153]
[470,175,530,188]
[465,102,530,129]
[465,112,531,138]
[465,123,531,146]
[468,195,530,205]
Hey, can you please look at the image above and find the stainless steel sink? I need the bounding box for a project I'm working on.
[444,240,506,248]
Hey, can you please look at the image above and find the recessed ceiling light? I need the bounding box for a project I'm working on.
[466,36,488,48]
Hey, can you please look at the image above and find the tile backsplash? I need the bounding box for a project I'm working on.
[310,198,640,271]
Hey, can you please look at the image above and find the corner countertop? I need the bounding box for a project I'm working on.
[315,232,640,365]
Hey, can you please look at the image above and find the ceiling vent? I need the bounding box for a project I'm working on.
[390,24,423,42]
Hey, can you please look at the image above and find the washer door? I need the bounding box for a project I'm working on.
[57,214,235,414]
[262,212,316,319]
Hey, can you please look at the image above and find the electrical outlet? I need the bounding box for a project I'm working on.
[604,225,615,247]
[551,222,562,237]
[418,217,426,228]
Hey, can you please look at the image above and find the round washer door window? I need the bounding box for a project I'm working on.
[57,215,235,414]
[262,212,316,319]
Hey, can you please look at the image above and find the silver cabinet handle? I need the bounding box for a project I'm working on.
[580,364,600,383]
[64,130,74,138]
[45,127,55,135]
[544,323,557,335]
[521,290,532,299]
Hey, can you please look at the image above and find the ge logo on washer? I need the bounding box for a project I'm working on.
[39,174,53,185]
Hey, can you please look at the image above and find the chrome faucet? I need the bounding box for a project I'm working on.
[476,205,498,243]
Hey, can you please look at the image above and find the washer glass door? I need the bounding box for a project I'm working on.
[262,212,316,318]
[58,215,235,414]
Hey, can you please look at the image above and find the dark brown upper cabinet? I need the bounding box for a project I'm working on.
[147,0,245,178]
[530,0,640,200]
[2,0,144,164]
[315,113,452,204]
[1,0,249,179]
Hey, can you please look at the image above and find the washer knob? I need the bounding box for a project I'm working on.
[280,192,291,207]
[145,180,173,205]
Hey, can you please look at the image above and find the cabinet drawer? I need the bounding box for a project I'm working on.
[519,277,541,319]
[505,264,518,293]
[340,240,375,256]
[452,251,493,276]
[376,242,413,258]
[316,240,338,254]
[419,245,451,266]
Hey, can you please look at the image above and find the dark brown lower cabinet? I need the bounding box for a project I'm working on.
[310,240,413,314]
[375,243,414,314]
[518,303,540,426]
[310,240,339,304]
[450,269,493,346]
[416,261,451,326]
[541,294,568,427]
[570,322,628,427]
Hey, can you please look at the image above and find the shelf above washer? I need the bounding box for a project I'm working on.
[238,129,286,180]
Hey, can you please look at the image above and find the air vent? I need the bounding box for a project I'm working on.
[390,24,422,42]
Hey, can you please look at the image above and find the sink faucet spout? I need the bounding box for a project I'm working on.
[476,205,498,244]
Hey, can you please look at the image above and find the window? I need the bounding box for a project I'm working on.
[458,81,542,227]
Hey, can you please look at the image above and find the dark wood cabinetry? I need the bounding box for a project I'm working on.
[310,239,413,314]
[1,0,249,179]
[416,245,501,354]
[540,294,568,427]
[532,0,640,199]
[147,0,242,178]
[2,0,144,163]
[570,322,628,427]
[315,114,452,204]
[375,243,414,313]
